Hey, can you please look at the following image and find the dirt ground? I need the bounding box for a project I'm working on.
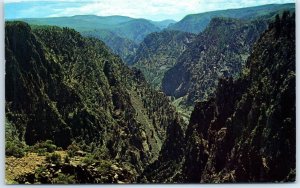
[5,151,67,184]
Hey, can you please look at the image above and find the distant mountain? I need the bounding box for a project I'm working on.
[21,15,134,31]
[5,4,296,184]
[112,19,161,43]
[19,15,161,43]
[5,21,183,183]
[82,29,138,62]
[150,19,177,29]
[162,17,268,107]
[19,15,163,62]
[129,30,196,89]
[168,3,295,33]
[142,12,295,183]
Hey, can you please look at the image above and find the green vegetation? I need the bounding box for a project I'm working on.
[30,166,75,184]
[6,140,26,158]
[19,16,170,42]
[64,155,70,164]
[162,17,268,107]
[46,153,62,165]
[31,140,57,153]
[5,121,26,158]
[5,20,181,183]
[168,3,295,33]
[66,143,81,158]
[82,154,97,165]
[129,30,196,90]
[17,15,163,61]
[5,4,295,184]
[143,12,295,183]
[150,19,176,29]
[83,29,138,62]
[52,173,75,184]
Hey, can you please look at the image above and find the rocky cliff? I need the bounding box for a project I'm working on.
[5,21,183,182]
[142,12,295,183]
[162,18,268,106]
[129,30,196,89]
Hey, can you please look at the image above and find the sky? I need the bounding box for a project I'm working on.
[4,0,295,21]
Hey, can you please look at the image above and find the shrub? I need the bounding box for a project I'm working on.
[6,140,25,158]
[34,166,47,179]
[36,148,47,156]
[46,153,61,165]
[64,155,70,163]
[82,154,96,165]
[67,143,80,157]
[97,160,113,173]
[32,140,57,153]
[52,173,75,184]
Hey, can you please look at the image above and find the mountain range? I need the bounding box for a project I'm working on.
[168,3,295,33]
[129,3,295,115]
[13,3,294,63]
[141,12,295,183]
[129,30,196,89]
[18,15,175,61]
[4,3,296,184]
[5,21,184,183]
[162,17,268,106]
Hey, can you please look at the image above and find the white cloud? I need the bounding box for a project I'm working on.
[47,0,203,20]
[197,0,295,12]
[5,0,295,21]
[5,0,97,2]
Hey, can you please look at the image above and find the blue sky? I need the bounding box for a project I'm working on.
[5,0,295,21]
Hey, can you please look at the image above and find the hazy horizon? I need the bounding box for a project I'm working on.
[5,0,295,21]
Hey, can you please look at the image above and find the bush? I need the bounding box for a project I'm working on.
[67,143,80,157]
[46,153,61,165]
[64,155,70,163]
[97,160,113,173]
[52,173,75,184]
[32,140,57,153]
[35,166,47,174]
[6,140,25,158]
[82,154,97,165]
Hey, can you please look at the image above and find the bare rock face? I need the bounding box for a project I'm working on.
[5,21,182,179]
[129,30,196,89]
[5,8,295,185]
[162,17,268,105]
[143,12,295,183]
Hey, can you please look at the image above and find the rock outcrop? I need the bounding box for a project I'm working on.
[5,21,182,179]
[142,12,295,183]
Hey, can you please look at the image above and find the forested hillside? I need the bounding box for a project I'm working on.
[21,15,163,43]
[20,15,167,62]
[162,17,268,108]
[82,29,138,62]
[4,3,296,184]
[5,21,182,183]
[141,12,295,183]
[167,3,294,33]
[129,30,196,89]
